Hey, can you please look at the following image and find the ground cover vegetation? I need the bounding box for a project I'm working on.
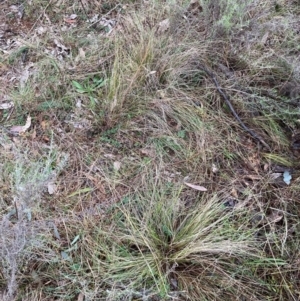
[0,0,300,300]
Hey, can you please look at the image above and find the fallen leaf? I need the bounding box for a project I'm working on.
[42,135,50,142]
[231,188,238,199]
[36,26,47,35]
[110,96,118,111]
[24,115,31,131]
[88,14,99,23]
[261,31,269,45]
[0,62,9,75]
[184,182,207,191]
[104,153,115,159]
[17,5,24,19]
[41,120,49,130]
[69,14,77,20]
[54,39,68,51]
[61,251,71,261]
[31,127,37,139]
[243,174,261,181]
[263,163,269,171]
[9,126,24,134]
[77,292,84,301]
[0,102,14,109]
[140,148,156,158]
[270,173,281,180]
[24,208,32,221]
[247,153,260,173]
[9,5,19,12]
[52,223,61,240]
[19,64,34,88]
[10,115,31,135]
[48,182,57,195]
[76,99,82,108]
[75,48,86,62]
[212,163,218,173]
[71,234,80,246]
[84,173,106,194]
[52,39,70,60]
[64,18,77,24]
[113,161,121,171]
[157,19,170,34]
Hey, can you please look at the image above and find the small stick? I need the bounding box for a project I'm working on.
[200,65,271,150]
[79,0,88,18]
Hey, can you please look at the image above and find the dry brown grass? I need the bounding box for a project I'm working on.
[1,0,300,300]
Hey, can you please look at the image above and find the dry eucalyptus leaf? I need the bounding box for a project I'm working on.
[110,96,118,111]
[244,174,261,181]
[52,223,61,240]
[104,153,115,159]
[77,292,84,301]
[76,99,82,108]
[270,173,281,180]
[113,161,121,171]
[48,182,57,195]
[9,5,19,12]
[184,182,207,191]
[10,115,31,135]
[69,14,77,20]
[0,102,14,109]
[261,31,269,45]
[157,19,170,34]
[36,26,47,35]
[19,63,35,88]
[64,14,78,24]
[54,39,68,50]
[140,148,156,158]
[231,188,238,199]
[88,14,99,23]
[75,48,86,62]
[212,163,218,173]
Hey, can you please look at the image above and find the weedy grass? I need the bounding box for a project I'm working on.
[0,137,68,300]
[0,0,300,300]
[93,175,281,300]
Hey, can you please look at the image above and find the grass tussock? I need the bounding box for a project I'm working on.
[94,175,279,300]
[0,0,300,300]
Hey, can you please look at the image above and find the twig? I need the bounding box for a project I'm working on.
[88,4,121,28]
[79,0,88,18]
[200,65,271,150]
[25,0,53,37]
